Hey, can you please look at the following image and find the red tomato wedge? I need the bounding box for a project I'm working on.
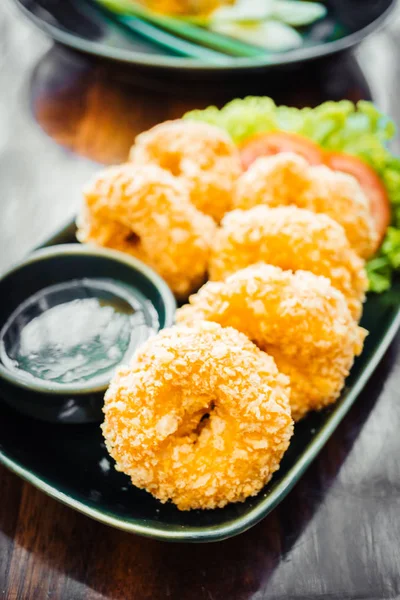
[325,152,391,245]
[240,131,325,170]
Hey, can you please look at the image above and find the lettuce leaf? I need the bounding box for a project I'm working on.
[184,97,400,292]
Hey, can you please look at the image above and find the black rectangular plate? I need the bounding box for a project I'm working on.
[0,220,399,542]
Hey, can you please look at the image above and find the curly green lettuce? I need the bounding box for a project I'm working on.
[184,97,400,292]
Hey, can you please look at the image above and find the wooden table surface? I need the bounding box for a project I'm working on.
[1,3,400,599]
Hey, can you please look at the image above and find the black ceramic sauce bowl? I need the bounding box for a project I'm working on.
[0,244,176,423]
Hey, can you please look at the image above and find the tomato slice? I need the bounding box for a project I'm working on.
[240,131,325,170]
[325,152,391,245]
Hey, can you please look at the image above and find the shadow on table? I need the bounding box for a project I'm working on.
[1,339,397,600]
[29,45,372,166]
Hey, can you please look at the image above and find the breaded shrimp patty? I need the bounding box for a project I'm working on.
[130,120,242,221]
[102,322,293,510]
[209,205,368,320]
[234,153,377,258]
[77,163,216,298]
[177,265,367,420]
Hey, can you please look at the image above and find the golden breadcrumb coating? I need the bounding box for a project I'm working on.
[234,153,377,259]
[77,205,133,250]
[102,321,293,510]
[176,264,367,421]
[130,120,242,222]
[209,206,368,320]
[77,163,216,299]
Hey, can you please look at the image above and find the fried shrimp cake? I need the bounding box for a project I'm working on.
[209,205,368,320]
[130,120,242,221]
[177,265,367,421]
[102,322,293,510]
[234,153,377,258]
[77,163,216,298]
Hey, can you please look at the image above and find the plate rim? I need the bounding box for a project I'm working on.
[1,219,400,543]
[11,0,397,71]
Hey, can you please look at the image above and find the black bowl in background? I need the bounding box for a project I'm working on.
[13,0,395,76]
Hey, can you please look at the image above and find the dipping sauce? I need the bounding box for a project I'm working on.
[0,278,159,388]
